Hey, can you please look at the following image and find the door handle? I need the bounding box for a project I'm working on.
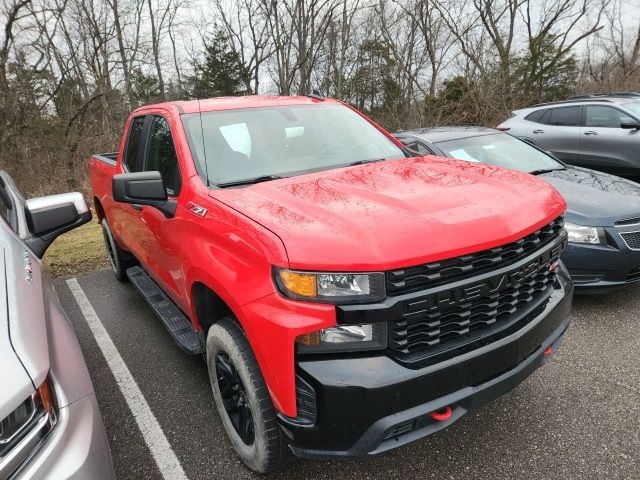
[584,131,598,136]
[533,129,544,134]
[131,204,142,211]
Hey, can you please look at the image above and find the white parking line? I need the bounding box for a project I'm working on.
[66,278,189,480]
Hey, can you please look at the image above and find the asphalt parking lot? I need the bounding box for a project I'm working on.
[55,268,640,480]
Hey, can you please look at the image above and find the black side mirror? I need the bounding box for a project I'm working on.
[25,192,92,257]
[620,122,640,130]
[403,141,424,156]
[112,171,176,218]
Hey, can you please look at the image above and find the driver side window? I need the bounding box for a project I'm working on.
[585,105,633,128]
[145,116,182,195]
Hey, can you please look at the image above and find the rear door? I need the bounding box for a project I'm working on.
[579,104,640,175]
[528,105,582,163]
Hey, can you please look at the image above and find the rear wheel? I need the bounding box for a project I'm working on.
[206,318,288,473]
[101,218,134,281]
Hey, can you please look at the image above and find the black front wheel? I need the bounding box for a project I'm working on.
[206,318,288,473]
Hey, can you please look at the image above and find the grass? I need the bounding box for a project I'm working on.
[44,219,109,277]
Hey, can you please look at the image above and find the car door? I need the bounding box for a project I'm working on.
[528,106,582,163]
[579,104,640,175]
[134,114,185,304]
[111,115,148,257]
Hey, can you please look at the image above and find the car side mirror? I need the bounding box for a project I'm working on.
[620,121,640,130]
[112,171,176,218]
[25,192,92,258]
[403,141,424,156]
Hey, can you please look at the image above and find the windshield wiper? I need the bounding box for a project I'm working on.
[528,168,566,175]
[216,175,284,188]
[346,158,387,167]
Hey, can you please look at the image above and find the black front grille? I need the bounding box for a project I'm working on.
[621,231,640,250]
[387,219,566,365]
[615,216,640,226]
[387,217,565,295]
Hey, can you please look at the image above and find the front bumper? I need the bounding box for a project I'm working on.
[10,394,115,480]
[562,230,640,291]
[279,275,572,459]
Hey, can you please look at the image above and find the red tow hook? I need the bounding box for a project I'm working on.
[543,345,553,357]
[429,405,453,422]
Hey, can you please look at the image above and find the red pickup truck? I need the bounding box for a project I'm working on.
[89,95,572,472]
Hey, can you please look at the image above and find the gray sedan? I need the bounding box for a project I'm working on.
[395,127,640,292]
[0,171,115,479]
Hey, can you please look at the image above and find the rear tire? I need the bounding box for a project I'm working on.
[101,218,134,281]
[206,318,288,473]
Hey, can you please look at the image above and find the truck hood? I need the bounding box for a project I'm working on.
[539,167,640,226]
[0,247,36,420]
[213,156,566,270]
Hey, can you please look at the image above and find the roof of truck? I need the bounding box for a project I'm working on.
[132,95,341,116]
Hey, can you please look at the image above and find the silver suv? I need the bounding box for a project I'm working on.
[0,171,115,479]
[497,93,640,178]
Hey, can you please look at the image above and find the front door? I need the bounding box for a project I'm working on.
[579,104,640,176]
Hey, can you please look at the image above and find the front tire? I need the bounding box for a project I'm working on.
[206,318,288,473]
[101,218,134,281]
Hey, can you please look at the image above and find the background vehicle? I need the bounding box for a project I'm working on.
[89,95,572,473]
[0,171,115,479]
[395,127,640,292]
[496,92,640,178]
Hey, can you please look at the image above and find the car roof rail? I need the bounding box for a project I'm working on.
[567,92,640,100]
[531,98,614,107]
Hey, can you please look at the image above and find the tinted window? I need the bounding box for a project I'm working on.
[525,109,546,123]
[585,105,634,128]
[547,106,581,126]
[146,116,181,195]
[0,192,10,225]
[124,117,145,172]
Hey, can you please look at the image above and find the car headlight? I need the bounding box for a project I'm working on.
[565,222,606,244]
[296,323,387,353]
[274,268,386,304]
[0,376,58,474]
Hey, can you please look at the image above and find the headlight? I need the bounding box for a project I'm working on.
[565,222,606,244]
[274,268,386,304]
[0,376,57,474]
[296,323,387,353]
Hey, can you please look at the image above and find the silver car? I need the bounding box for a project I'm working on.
[0,171,115,479]
[497,92,640,178]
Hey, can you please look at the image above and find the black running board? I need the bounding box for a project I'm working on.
[126,266,204,355]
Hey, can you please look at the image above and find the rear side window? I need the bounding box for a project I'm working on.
[524,109,547,123]
[124,117,145,172]
[145,116,181,195]
[547,106,581,126]
[0,192,10,225]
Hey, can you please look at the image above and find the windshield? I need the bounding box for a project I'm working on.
[181,104,404,186]
[436,133,563,174]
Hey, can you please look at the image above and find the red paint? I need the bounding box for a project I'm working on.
[430,406,453,421]
[88,96,566,417]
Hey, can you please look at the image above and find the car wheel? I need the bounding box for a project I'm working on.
[206,317,288,473]
[101,218,134,281]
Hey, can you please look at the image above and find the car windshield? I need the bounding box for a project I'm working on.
[436,133,564,174]
[181,104,405,186]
